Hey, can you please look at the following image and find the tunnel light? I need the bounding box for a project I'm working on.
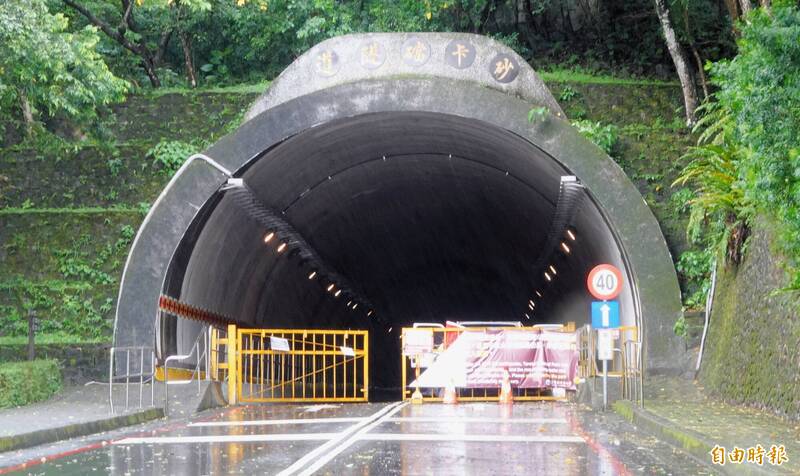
[566,229,576,241]
[347,300,352,306]
[528,302,534,310]
[335,289,342,297]
[524,313,531,320]
[388,327,393,333]
[561,242,571,254]
[535,290,542,298]
[326,283,335,292]
[277,242,287,253]
[264,232,275,243]
[308,271,317,280]
[544,272,552,282]
[549,265,557,275]
[353,303,358,310]
[367,310,374,317]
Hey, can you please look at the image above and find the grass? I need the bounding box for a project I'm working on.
[0,334,110,345]
[138,69,676,99]
[539,68,679,87]
[0,206,142,215]
[145,80,271,97]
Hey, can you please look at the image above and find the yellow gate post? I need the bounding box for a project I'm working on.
[227,324,237,404]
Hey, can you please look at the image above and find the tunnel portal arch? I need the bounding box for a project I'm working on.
[115,33,684,377]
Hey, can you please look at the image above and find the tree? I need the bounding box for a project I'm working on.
[653,0,699,125]
[0,0,129,135]
[61,0,210,88]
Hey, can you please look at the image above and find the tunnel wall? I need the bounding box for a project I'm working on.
[115,34,684,374]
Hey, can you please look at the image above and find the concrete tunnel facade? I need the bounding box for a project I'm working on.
[114,33,685,387]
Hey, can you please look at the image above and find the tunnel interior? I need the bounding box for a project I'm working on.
[160,111,635,391]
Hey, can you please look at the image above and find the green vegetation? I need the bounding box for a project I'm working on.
[674,5,800,295]
[0,359,62,408]
[571,120,621,158]
[0,0,128,137]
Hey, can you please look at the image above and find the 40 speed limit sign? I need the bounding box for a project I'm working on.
[587,264,623,300]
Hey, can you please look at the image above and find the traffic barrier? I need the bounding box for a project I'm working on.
[443,380,458,404]
[498,369,513,405]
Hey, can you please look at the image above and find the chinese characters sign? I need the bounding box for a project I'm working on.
[410,329,578,390]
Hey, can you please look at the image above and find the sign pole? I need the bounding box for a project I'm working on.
[602,357,607,411]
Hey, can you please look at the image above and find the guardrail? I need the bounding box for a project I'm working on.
[577,324,643,406]
[164,326,213,415]
[109,346,155,414]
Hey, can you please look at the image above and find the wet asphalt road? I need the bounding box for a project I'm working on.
[0,401,716,475]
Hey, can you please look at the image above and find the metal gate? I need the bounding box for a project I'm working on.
[235,328,369,403]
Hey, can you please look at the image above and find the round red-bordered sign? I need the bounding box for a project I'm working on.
[587,264,623,300]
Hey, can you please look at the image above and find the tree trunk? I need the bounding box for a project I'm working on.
[738,0,752,15]
[682,8,710,100]
[180,32,197,88]
[62,0,162,87]
[141,57,161,88]
[654,0,698,125]
[760,0,771,13]
[19,90,34,136]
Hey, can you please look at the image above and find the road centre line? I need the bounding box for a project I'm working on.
[112,433,338,445]
[360,433,586,443]
[386,417,568,424]
[296,401,410,476]
[189,417,366,427]
[277,401,405,476]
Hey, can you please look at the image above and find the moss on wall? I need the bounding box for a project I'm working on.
[700,219,800,419]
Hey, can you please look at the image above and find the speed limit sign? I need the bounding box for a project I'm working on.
[587,264,623,300]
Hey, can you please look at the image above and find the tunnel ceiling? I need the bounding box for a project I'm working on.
[116,33,684,374]
[175,112,615,328]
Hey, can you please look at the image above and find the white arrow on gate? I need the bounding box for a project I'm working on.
[600,303,610,327]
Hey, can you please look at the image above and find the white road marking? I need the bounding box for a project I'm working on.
[113,433,339,445]
[296,402,409,476]
[277,402,404,476]
[386,417,568,424]
[189,417,366,427]
[300,404,340,413]
[360,433,586,443]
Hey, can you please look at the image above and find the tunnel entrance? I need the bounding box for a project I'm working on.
[114,33,684,394]
[161,111,635,392]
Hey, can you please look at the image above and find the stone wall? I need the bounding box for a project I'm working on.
[0,344,108,385]
[699,219,800,419]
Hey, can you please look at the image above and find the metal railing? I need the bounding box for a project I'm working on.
[576,324,643,406]
[622,339,643,405]
[109,346,155,414]
[163,326,213,415]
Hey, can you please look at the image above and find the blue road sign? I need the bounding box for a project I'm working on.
[591,301,620,328]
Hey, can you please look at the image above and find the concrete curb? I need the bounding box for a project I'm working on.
[613,401,781,476]
[0,407,164,453]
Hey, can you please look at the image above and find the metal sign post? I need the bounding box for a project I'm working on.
[596,329,615,410]
[587,264,624,411]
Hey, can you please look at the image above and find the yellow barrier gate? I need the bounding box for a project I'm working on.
[234,328,369,403]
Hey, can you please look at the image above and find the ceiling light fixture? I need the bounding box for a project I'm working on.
[264,232,275,243]
[544,272,552,282]
[277,242,287,253]
[326,283,335,292]
[535,291,542,298]
[561,242,571,254]
[549,265,557,275]
[335,289,342,297]
[567,229,576,241]
[308,271,317,280]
